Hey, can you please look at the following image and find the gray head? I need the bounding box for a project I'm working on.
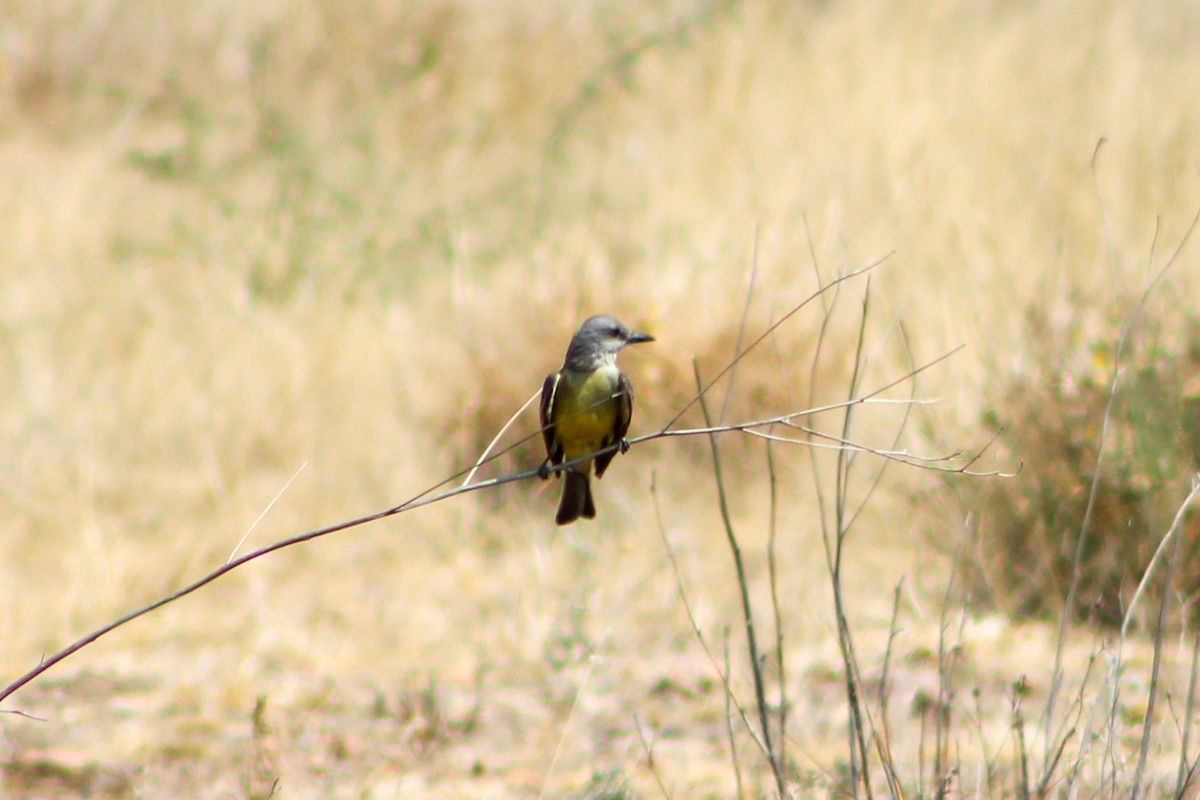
[563,314,655,371]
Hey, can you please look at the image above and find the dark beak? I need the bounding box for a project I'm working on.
[627,331,655,345]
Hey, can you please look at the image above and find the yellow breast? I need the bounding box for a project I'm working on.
[552,366,621,463]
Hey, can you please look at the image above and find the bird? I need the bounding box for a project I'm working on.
[539,315,655,525]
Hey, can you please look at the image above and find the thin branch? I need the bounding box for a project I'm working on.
[831,279,874,799]
[2,368,971,708]
[1175,626,1200,799]
[724,629,746,800]
[1120,479,1200,639]
[694,361,785,795]
[807,267,853,792]
[875,579,906,799]
[935,526,971,798]
[766,434,788,785]
[720,226,759,425]
[879,580,904,745]
[648,472,772,760]
[841,317,920,539]
[1060,647,1104,797]
[1042,201,1200,754]
[462,389,540,487]
[0,708,47,721]
[1132,480,1197,800]
[634,714,673,800]
[2,257,973,711]
[767,423,1010,476]
[662,255,893,432]
[228,460,308,562]
[1013,685,1031,800]
[0,408,885,708]
[467,257,899,482]
[1039,728,1077,799]
[537,652,598,800]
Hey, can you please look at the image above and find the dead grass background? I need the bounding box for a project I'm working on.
[2,0,1200,797]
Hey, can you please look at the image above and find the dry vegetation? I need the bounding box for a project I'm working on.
[2,0,1200,798]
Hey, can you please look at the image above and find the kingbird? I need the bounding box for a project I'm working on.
[539,315,655,525]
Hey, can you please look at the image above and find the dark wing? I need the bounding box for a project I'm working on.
[594,372,634,479]
[539,372,563,466]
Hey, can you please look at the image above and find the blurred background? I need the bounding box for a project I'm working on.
[2,1,1199,797]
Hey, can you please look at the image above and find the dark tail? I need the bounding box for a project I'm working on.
[556,469,596,525]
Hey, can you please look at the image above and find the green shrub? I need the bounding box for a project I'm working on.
[950,300,1200,628]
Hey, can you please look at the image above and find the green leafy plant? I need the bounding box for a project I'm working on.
[952,299,1200,627]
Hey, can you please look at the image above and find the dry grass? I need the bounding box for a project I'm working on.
[2,0,1200,797]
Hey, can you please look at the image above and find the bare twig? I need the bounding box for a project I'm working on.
[648,472,772,761]
[662,255,893,432]
[769,421,1006,475]
[719,226,759,425]
[2,256,978,726]
[1175,626,1200,798]
[1038,727,1076,799]
[1132,481,1198,800]
[1012,682,1031,800]
[1121,479,1200,639]
[969,688,999,800]
[0,377,974,708]
[831,281,874,799]
[461,389,540,487]
[1042,201,1200,757]
[765,435,788,783]
[802,279,904,800]
[808,279,862,795]
[0,708,47,721]
[840,319,920,536]
[934,515,974,798]
[228,461,308,562]
[879,580,904,748]
[634,714,673,800]
[537,651,598,800]
[1059,647,1102,797]
[694,361,786,795]
[724,629,745,800]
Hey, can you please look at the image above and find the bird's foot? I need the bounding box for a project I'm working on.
[537,462,551,480]
[619,438,631,454]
